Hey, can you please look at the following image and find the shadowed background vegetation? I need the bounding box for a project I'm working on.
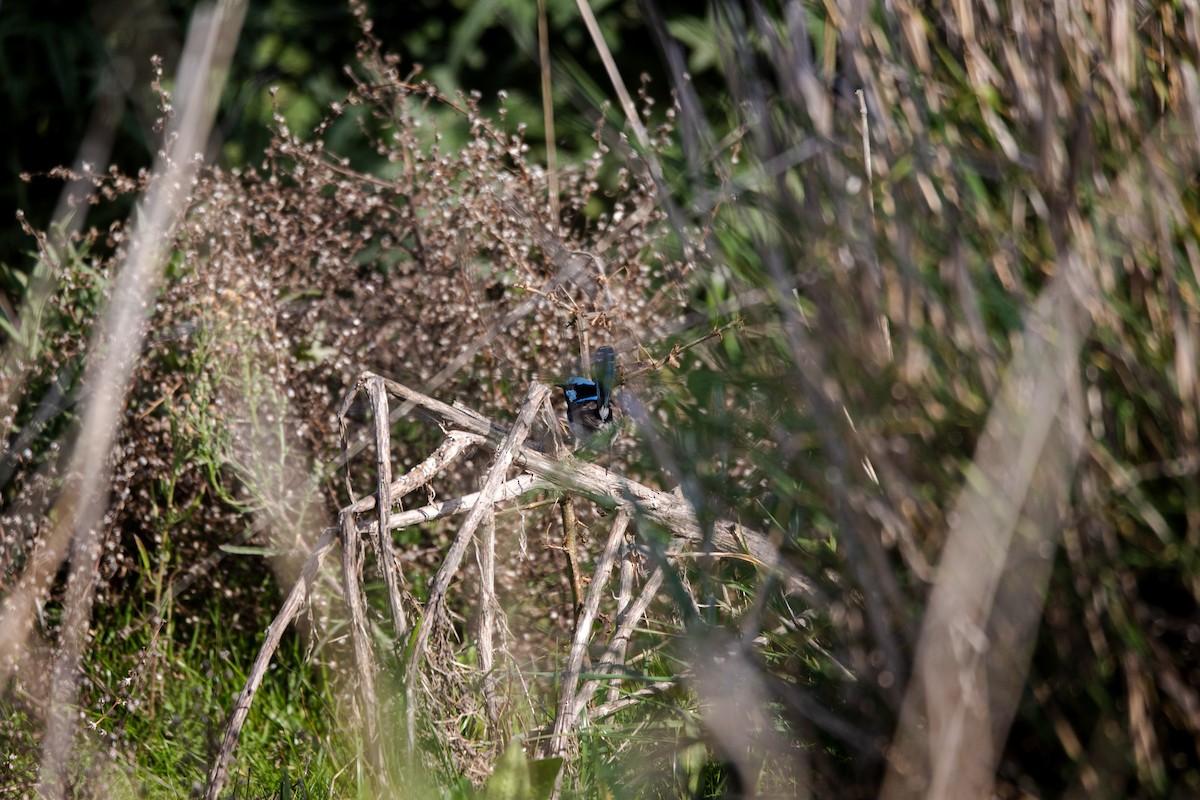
[3,1,1200,798]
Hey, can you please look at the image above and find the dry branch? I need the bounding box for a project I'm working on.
[607,545,637,705]
[204,527,338,800]
[476,509,501,725]
[365,375,408,640]
[370,473,549,531]
[340,508,382,771]
[404,382,551,745]
[572,564,667,723]
[544,510,632,758]
[559,495,585,615]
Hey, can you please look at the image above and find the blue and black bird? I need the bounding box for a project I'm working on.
[557,345,618,443]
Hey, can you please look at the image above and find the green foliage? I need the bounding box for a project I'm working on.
[484,738,560,800]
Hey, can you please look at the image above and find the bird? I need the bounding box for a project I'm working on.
[557,345,619,445]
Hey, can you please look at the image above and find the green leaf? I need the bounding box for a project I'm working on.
[217,544,280,557]
[485,736,561,800]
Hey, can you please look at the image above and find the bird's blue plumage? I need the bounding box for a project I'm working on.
[559,376,599,405]
[557,346,618,443]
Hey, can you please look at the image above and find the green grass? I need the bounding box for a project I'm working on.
[0,584,343,798]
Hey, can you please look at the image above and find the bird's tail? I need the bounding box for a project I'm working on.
[592,345,616,411]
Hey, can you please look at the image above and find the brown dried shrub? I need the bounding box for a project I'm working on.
[0,18,690,783]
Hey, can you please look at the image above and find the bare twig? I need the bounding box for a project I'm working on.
[404,383,552,745]
[572,563,666,723]
[366,376,408,641]
[346,430,482,516]
[204,526,337,800]
[856,87,891,363]
[586,680,676,722]
[340,509,382,775]
[210,369,802,790]
[476,509,501,726]
[607,540,636,705]
[368,473,549,532]
[620,318,742,384]
[856,89,875,218]
[558,495,585,617]
[544,510,632,758]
